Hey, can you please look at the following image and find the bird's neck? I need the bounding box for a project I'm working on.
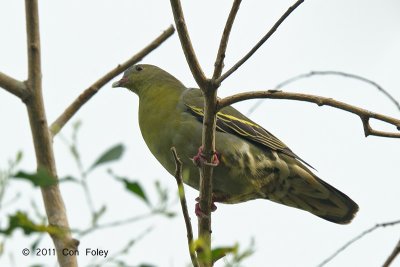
[137,81,184,167]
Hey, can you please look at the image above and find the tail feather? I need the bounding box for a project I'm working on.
[265,159,359,224]
[311,176,359,224]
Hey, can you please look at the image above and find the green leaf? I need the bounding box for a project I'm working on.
[13,168,57,187]
[211,245,238,263]
[122,179,149,205]
[89,144,124,171]
[0,211,64,237]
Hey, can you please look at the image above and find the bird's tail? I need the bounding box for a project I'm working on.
[265,158,359,224]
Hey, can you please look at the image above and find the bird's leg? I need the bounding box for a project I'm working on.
[192,146,220,167]
[195,196,218,217]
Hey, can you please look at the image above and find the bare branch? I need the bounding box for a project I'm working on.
[50,25,175,136]
[277,71,400,109]
[0,71,29,101]
[24,1,78,266]
[218,90,400,138]
[216,0,304,84]
[317,219,400,267]
[248,71,400,116]
[169,0,207,88]
[212,0,242,81]
[383,238,400,267]
[75,212,155,237]
[171,147,199,267]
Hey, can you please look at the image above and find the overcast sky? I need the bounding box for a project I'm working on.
[1,1,400,267]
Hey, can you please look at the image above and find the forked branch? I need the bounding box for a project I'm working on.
[0,71,29,101]
[216,0,304,84]
[170,1,306,266]
[218,90,400,138]
[317,219,400,267]
[247,70,400,116]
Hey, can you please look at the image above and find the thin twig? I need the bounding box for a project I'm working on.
[212,0,242,81]
[171,147,199,267]
[218,90,400,138]
[49,25,175,136]
[75,212,155,237]
[216,0,304,84]
[0,72,29,101]
[169,0,207,88]
[383,238,400,267]
[317,219,400,267]
[88,227,154,267]
[24,1,78,266]
[248,70,400,116]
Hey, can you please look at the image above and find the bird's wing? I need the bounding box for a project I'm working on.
[182,88,313,168]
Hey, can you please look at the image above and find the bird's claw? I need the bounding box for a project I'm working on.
[192,146,220,167]
[195,197,217,218]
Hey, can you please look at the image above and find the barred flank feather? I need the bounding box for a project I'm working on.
[261,154,359,224]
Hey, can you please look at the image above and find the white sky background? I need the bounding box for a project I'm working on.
[1,1,400,266]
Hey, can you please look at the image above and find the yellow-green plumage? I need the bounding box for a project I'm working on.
[112,64,359,224]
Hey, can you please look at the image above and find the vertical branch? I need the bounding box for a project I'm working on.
[169,1,216,266]
[169,0,207,88]
[24,1,78,266]
[212,0,242,81]
[197,89,218,266]
[171,148,199,267]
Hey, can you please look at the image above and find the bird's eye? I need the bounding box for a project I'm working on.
[135,65,143,72]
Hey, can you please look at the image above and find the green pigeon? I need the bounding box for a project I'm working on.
[112,64,358,224]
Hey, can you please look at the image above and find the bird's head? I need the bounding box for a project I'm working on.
[112,64,183,96]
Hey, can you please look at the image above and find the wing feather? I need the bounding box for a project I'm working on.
[184,100,314,169]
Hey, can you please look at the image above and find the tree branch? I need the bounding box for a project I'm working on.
[276,72,400,111]
[248,70,400,116]
[171,147,199,267]
[169,0,207,88]
[50,25,175,136]
[0,71,29,101]
[317,219,400,267]
[212,0,242,81]
[170,2,219,266]
[218,90,400,138]
[24,1,78,266]
[383,238,400,267]
[216,0,304,84]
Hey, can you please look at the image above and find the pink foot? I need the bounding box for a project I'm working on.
[192,146,220,167]
[195,197,217,217]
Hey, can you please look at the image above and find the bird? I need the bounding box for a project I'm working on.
[112,64,359,224]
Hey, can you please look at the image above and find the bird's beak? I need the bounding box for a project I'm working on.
[112,77,127,88]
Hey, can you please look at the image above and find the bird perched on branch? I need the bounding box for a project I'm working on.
[112,64,358,224]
